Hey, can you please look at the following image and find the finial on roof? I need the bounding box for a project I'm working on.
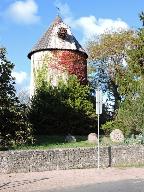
[56,6,60,16]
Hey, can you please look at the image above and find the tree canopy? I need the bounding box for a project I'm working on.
[29,75,97,135]
[0,48,33,148]
[101,14,144,136]
[86,30,135,114]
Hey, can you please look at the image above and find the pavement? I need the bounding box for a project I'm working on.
[0,167,144,192]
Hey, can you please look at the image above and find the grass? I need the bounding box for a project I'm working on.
[114,163,144,169]
[6,135,125,151]
[11,135,97,150]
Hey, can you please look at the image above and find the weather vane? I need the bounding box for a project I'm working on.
[56,6,60,16]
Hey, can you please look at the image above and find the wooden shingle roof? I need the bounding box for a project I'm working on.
[28,16,87,59]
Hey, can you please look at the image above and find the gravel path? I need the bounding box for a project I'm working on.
[0,167,144,192]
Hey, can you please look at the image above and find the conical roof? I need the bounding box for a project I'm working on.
[28,16,87,59]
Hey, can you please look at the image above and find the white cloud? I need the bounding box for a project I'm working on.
[6,0,40,24]
[12,71,27,84]
[66,16,129,40]
[55,2,129,41]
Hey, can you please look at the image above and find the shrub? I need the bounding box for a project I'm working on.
[29,75,97,135]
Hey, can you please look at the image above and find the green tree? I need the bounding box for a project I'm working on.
[29,75,97,135]
[102,13,144,136]
[0,48,33,148]
[86,30,135,114]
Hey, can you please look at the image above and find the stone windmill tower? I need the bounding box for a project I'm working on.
[28,16,88,96]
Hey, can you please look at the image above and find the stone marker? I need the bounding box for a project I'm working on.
[110,129,124,143]
[65,134,76,143]
[88,133,98,143]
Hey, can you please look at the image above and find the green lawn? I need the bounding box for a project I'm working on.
[7,135,123,151]
[11,135,97,150]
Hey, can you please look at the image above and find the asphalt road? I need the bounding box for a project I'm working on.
[36,179,144,192]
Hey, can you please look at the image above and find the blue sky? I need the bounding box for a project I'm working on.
[0,0,143,92]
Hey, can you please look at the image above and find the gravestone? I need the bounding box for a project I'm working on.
[110,129,124,143]
[88,133,98,143]
[65,134,76,143]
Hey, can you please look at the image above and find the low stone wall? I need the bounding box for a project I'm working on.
[0,145,144,173]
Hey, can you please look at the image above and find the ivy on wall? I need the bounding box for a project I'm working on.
[42,50,87,84]
[60,51,87,84]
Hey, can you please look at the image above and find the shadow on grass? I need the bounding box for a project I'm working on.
[35,135,88,145]
[10,135,94,150]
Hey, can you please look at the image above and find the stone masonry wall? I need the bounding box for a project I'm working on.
[30,50,87,96]
[0,145,144,174]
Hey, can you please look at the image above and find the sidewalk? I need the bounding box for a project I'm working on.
[0,167,144,192]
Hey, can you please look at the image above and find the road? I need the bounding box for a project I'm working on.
[36,179,144,192]
[0,167,144,192]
